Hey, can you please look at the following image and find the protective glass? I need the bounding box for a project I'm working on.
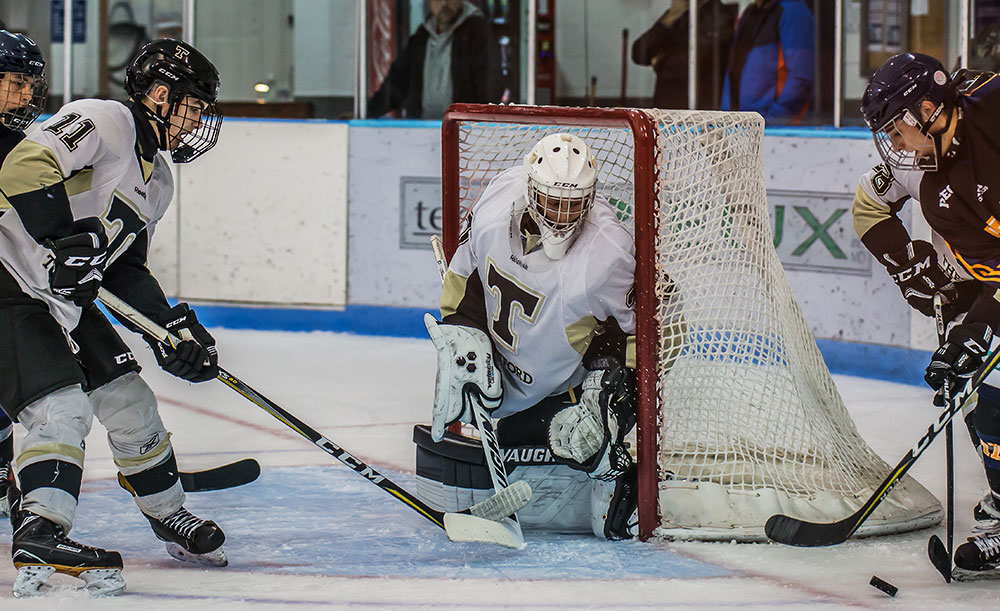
[0,72,47,131]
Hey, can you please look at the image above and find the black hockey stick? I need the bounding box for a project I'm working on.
[116,458,262,494]
[97,288,530,548]
[766,339,1000,547]
[927,295,954,582]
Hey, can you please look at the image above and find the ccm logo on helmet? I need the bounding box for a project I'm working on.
[552,182,580,188]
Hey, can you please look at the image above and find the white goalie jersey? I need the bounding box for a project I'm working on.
[440,165,636,418]
[0,98,173,331]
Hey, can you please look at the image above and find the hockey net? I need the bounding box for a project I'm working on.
[441,104,940,541]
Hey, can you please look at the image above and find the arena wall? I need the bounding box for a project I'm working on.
[143,118,936,385]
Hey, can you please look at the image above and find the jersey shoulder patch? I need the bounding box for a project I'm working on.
[870,163,895,197]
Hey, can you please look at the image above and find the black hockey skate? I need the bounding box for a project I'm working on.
[973,492,1000,525]
[144,506,227,567]
[0,461,13,518]
[10,507,124,597]
[953,525,1000,582]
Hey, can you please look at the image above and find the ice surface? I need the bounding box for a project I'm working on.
[0,328,996,609]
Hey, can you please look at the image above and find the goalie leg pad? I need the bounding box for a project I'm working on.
[413,424,591,532]
[413,424,494,513]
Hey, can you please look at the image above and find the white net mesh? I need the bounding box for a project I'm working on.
[446,106,940,541]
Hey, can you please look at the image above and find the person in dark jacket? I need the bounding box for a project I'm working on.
[721,0,814,123]
[367,0,491,119]
[632,0,738,110]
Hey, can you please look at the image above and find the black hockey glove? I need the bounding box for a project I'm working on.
[44,218,108,307]
[924,322,993,395]
[883,240,957,317]
[147,303,219,383]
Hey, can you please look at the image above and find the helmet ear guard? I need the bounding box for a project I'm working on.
[522,133,598,260]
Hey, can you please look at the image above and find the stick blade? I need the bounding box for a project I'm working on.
[179,458,261,493]
[927,534,953,582]
[765,513,851,547]
[444,514,526,549]
[467,480,532,521]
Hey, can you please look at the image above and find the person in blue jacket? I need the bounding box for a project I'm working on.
[721,0,814,123]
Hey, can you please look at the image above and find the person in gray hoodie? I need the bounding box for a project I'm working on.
[367,0,491,119]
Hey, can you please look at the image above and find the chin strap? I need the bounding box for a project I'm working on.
[135,96,173,151]
[924,103,960,164]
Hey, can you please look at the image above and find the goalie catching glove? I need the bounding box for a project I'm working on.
[548,361,637,478]
[424,314,502,442]
[146,303,219,383]
[925,321,993,397]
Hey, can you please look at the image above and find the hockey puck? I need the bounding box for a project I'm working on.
[869,575,898,597]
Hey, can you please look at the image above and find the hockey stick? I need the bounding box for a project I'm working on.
[766,338,1000,547]
[118,458,261,494]
[97,288,530,548]
[928,294,954,582]
[429,235,524,548]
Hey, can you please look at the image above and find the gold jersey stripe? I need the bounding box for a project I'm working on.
[565,316,599,357]
[852,183,894,240]
[0,139,65,198]
[112,433,172,468]
[440,269,469,320]
[17,442,86,468]
[64,167,94,197]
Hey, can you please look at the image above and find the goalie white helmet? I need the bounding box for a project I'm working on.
[523,133,598,259]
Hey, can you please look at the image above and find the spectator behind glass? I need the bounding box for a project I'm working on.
[367,0,491,119]
[722,0,814,123]
[632,0,738,110]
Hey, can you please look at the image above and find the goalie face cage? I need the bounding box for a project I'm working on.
[441,104,941,541]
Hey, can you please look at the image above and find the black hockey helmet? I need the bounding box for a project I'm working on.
[125,38,222,163]
[861,53,956,171]
[0,30,47,131]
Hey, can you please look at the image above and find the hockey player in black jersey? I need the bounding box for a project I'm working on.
[0,39,224,597]
[0,30,47,520]
[859,52,1000,579]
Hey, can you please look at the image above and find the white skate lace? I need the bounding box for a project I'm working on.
[973,532,1000,562]
[161,508,205,539]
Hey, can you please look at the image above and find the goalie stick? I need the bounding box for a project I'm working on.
[765,336,1000,547]
[430,235,525,549]
[927,294,954,582]
[97,288,531,548]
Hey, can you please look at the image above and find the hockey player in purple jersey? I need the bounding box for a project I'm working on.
[858,52,1000,579]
